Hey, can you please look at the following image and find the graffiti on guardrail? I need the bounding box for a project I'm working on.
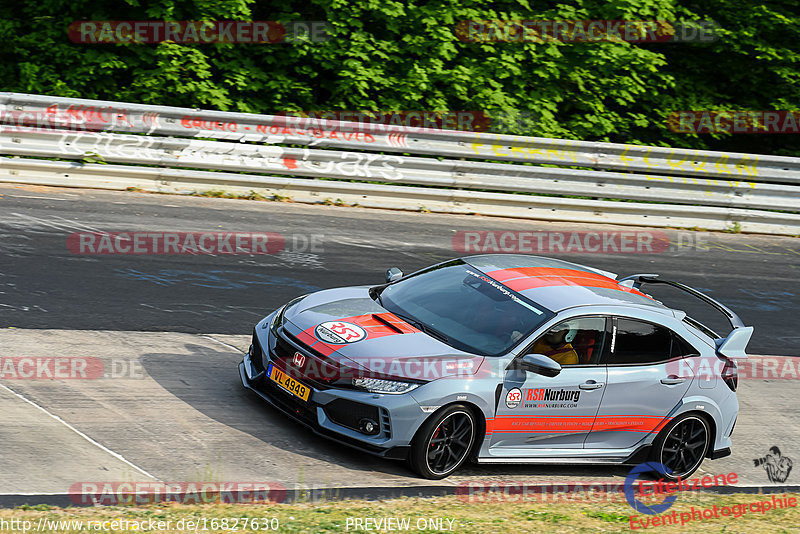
[0,103,773,185]
[2,94,796,236]
[179,115,380,143]
[468,138,760,178]
[1,127,409,179]
[0,116,767,192]
[1,105,479,139]
[45,130,286,167]
[278,153,405,179]
[0,107,160,133]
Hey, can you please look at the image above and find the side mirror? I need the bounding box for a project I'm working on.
[385,267,403,283]
[520,354,562,377]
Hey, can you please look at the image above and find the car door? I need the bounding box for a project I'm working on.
[584,317,695,449]
[490,316,609,452]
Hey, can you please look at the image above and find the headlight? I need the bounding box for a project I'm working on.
[267,304,287,334]
[352,377,420,394]
[265,294,308,334]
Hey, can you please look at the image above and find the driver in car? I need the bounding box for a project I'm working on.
[531,322,580,365]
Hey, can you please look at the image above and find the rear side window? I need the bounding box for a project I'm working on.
[671,335,699,359]
[606,318,672,365]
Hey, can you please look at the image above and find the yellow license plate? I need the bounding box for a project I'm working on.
[268,364,311,402]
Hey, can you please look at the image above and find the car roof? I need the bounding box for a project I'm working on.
[464,254,671,314]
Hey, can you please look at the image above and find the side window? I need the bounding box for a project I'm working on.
[671,334,699,359]
[606,318,672,365]
[527,317,608,366]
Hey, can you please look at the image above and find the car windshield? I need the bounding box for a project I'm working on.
[375,260,554,356]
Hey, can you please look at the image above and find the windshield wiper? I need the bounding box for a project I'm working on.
[370,286,451,345]
[391,311,450,344]
[369,285,386,307]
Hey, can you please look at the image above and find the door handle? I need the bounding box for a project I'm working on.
[579,381,603,390]
[660,376,687,385]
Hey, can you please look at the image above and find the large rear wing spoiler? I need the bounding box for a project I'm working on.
[618,274,752,358]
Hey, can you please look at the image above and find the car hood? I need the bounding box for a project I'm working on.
[282,286,485,381]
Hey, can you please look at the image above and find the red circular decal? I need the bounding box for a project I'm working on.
[315,321,367,344]
[506,387,522,409]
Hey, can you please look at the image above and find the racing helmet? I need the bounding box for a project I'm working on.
[548,320,579,343]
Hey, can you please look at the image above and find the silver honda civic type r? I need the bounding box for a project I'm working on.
[239,255,750,479]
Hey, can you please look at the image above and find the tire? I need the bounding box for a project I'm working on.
[408,404,477,479]
[650,413,711,480]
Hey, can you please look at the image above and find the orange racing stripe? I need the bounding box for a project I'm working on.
[485,267,650,297]
[296,312,418,357]
[489,415,671,435]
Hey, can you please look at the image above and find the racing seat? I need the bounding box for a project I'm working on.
[572,330,598,364]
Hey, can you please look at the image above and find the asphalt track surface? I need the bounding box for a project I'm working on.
[1,329,796,501]
[0,183,797,355]
[0,183,798,502]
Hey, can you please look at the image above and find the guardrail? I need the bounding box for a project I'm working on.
[1,93,798,234]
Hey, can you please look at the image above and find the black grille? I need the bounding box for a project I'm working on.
[271,329,341,390]
[273,331,299,362]
[324,399,380,432]
[283,331,329,360]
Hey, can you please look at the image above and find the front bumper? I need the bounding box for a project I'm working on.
[239,360,407,459]
[238,324,425,460]
[709,447,731,459]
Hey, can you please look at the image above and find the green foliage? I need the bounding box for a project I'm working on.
[14,504,52,511]
[79,152,107,164]
[0,0,797,155]
[724,221,743,233]
[582,510,629,522]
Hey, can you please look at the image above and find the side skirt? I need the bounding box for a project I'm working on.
[478,445,651,465]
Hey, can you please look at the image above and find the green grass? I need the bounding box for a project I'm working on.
[1,492,797,533]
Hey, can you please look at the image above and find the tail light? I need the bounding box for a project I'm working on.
[721,358,737,391]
